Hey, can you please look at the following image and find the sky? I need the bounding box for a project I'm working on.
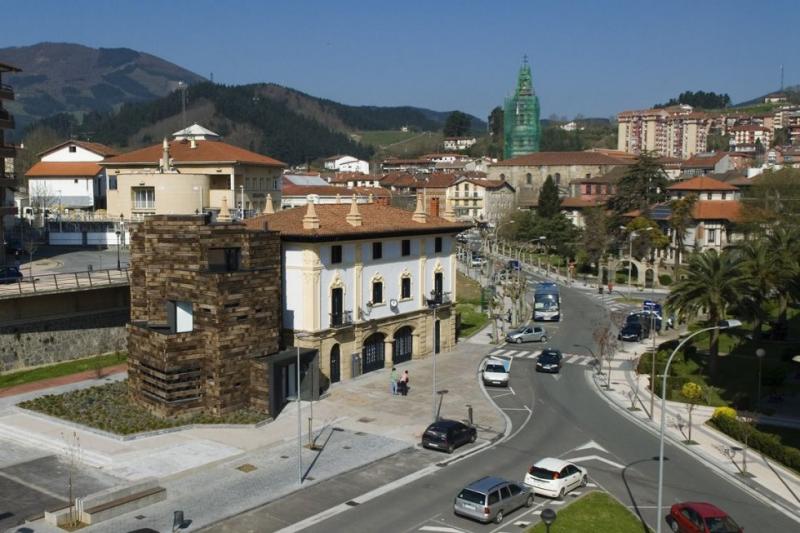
[2,0,798,120]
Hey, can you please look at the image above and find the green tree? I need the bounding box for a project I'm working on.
[14,126,63,177]
[766,227,800,330]
[681,382,704,443]
[537,175,561,218]
[608,152,668,219]
[622,217,670,260]
[706,131,731,152]
[665,250,748,377]
[741,167,800,229]
[443,111,472,137]
[731,238,775,338]
[581,207,611,267]
[771,127,790,147]
[669,193,698,271]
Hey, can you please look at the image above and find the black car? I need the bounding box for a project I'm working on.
[422,419,477,454]
[627,311,661,332]
[618,322,646,342]
[535,349,563,373]
[0,266,23,285]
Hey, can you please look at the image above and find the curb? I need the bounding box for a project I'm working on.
[587,368,800,523]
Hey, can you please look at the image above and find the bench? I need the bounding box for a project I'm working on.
[82,486,166,524]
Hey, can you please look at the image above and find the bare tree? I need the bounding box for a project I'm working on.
[27,180,59,227]
[61,430,82,528]
[593,324,619,389]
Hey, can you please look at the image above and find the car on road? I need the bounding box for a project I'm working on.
[421,419,476,454]
[666,502,743,533]
[523,457,588,499]
[507,259,521,271]
[453,476,533,524]
[506,325,547,344]
[628,310,662,332]
[470,255,486,268]
[0,266,23,285]
[618,321,647,342]
[482,359,510,387]
[535,348,563,373]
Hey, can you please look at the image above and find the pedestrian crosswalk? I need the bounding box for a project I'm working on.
[488,348,595,366]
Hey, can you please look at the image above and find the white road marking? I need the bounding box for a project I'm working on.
[586,482,598,488]
[566,455,625,470]
[562,355,575,363]
[572,440,610,454]
[419,526,466,532]
[502,407,530,411]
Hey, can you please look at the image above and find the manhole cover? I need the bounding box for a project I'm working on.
[355,431,366,436]
[135,515,146,520]
[343,445,351,450]
[280,455,290,459]
[357,417,375,423]
[236,464,257,473]
[345,500,360,507]
[306,476,315,481]
[332,427,345,432]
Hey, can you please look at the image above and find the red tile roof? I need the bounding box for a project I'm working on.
[420,172,458,189]
[245,203,469,240]
[103,140,286,168]
[38,140,119,158]
[492,151,632,167]
[692,200,742,221]
[25,161,103,177]
[329,172,376,184]
[380,172,418,187]
[282,184,389,198]
[681,152,727,169]
[668,175,738,191]
[560,197,607,208]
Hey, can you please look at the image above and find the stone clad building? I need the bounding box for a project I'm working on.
[127,210,284,417]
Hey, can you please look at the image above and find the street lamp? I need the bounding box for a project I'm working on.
[115,230,121,270]
[239,184,245,219]
[294,330,313,485]
[427,291,441,422]
[755,348,766,411]
[619,226,653,299]
[655,319,742,533]
[541,507,557,533]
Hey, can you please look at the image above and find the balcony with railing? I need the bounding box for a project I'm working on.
[426,291,452,307]
[329,310,353,329]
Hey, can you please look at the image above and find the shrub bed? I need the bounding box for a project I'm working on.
[709,410,800,473]
[19,380,267,435]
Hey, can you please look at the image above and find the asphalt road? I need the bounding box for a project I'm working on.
[294,277,798,533]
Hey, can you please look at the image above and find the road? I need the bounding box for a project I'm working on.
[292,276,798,532]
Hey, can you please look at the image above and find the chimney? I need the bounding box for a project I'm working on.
[263,193,275,214]
[368,193,374,203]
[429,197,440,218]
[412,193,428,223]
[159,138,170,172]
[190,138,197,149]
[336,193,342,204]
[302,199,320,230]
[345,194,363,227]
[217,195,233,222]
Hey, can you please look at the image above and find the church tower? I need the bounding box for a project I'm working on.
[503,56,541,159]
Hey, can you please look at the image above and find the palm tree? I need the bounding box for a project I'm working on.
[731,239,774,338]
[665,249,748,377]
[669,194,697,272]
[766,227,800,331]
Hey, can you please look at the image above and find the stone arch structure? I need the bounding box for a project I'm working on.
[603,257,663,288]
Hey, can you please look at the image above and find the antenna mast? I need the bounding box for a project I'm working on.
[178,81,188,128]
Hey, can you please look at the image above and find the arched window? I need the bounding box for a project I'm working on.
[554,173,561,185]
[499,173,506,180]
[526,173,532,185]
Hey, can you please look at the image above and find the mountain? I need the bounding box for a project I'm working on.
[733,85,800,108]
[0,42,206,127]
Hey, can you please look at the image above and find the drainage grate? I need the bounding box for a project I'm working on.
[306,476,315,481]
[357,417,375,423]
[342,445,351,450]
[354,431,366,436]
[345,501,360,507]
[280,455,290,459]
[135,515,146,520]
[332,427,345,432]
[236,464,257,473]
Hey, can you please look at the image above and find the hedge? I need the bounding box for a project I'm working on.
[709,415,800,473]
[658,274,672,286]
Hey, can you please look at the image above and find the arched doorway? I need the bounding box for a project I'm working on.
[393,326,413,364]
[362,332,386,374]
[329,344,340,384]
[645,269,655,289]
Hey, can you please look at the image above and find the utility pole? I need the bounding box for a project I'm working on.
[650,311,657,420]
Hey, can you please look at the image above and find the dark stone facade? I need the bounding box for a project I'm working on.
[127,215,281,418]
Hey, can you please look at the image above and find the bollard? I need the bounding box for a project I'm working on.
[466,404,473,426]
[172,510,185,532]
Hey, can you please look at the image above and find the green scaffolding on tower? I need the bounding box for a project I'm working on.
[503,55,541,159]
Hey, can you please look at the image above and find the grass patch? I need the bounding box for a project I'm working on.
[528,492,650,533]
[0,352,127,390]
[457,271,482,305]
[756,424,800,451]
[457,303,488,338]
[19,380,268,435]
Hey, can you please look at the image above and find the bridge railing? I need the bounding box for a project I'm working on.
[0,268,130,298]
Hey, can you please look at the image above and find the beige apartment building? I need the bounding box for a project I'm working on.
[617,105,711,159]
[101,125,285,220]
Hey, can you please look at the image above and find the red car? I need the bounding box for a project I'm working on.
[667,502,743,533]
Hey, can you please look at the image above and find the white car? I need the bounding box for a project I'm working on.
[482,358,510,387]
[523,458,588,499]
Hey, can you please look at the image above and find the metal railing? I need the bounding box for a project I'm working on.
[329,310,353,328]
[0,267,130,298]
[427,291,452,307]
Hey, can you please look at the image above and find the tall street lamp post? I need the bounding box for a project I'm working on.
[755,348,766,411]
[294,331,313,485]
[427,291,441,422]
[655,319,741,533]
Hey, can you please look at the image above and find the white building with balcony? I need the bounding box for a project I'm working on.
[245,196,468,383]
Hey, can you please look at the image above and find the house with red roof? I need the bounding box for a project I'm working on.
[101,125,285,220]
[25,140,119,219]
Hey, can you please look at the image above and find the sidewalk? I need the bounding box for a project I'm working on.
[0,339,505,532]
[593,332,800,518]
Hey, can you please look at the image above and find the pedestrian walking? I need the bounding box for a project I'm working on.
[399,370,410,396]
[506,309,512,323]
[390,367,399,395]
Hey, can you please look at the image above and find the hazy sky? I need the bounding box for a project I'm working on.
[2,0,797,120]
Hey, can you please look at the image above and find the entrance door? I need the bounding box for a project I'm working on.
[362,333,386,374]
[331,288,343,326]
[393,327,413,364]
[434,320,441,354]
[330,344,341,384]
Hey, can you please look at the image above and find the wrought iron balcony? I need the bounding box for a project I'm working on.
[330,310,353,328]
[426,291,452,308]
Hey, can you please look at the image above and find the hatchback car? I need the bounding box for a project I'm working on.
[629,310,661,332]
[506,325,547,344]
[482,359,509,387]
[666,502,742,533]
[454,476,533,524]
[421,419,477,454]
[523,457,588,499]
[618,322,646,342]
[535,349,562,373]
[0,266,23,285]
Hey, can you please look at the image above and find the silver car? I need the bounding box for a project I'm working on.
[505,325,547,344]
[454,476,533,524]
